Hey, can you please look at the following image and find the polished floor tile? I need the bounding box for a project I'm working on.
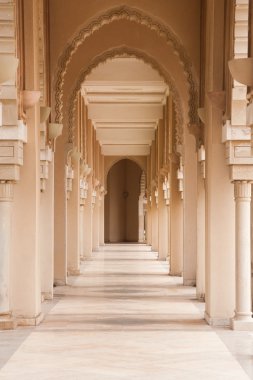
[0,246,252,379]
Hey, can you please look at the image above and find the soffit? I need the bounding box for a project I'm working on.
[82,58,168,156]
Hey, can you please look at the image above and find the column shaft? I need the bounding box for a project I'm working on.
[0,182,13,314]
[232,181,253,329]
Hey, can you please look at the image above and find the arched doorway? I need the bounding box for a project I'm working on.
[105,159,142,243]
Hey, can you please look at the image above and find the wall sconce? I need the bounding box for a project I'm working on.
[228,58,253,86]
[48,123,63,151]
[198,145,206,179]
[177,159,184,199]
[0,55,19,84]
[197,107,206,124]
[71,146,81,161]
[40,106,51,123]
[154,188,158,207]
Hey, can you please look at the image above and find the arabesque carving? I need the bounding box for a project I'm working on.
[53,6,198,126]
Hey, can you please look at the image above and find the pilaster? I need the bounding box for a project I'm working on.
[0,181,16,329]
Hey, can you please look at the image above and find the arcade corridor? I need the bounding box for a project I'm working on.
[0,245,252,379]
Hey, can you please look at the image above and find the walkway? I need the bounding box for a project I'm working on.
[0,245,252,379]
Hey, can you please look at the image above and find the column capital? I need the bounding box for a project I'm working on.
[0,181,14,202]
[234,180,252,200]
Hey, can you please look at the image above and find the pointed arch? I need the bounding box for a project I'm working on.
[53,5,198,125]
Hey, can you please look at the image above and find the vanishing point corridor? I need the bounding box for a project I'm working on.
[0,245,252,379]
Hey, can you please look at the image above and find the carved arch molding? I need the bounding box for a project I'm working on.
[53,5,199,126]
[67,46,184,146]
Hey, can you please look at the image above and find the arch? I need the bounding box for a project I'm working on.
[67,46,184,146]
[105,155,146,187]
[53,5,198,125]
[105,158,142,243]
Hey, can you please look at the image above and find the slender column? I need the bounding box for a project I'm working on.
[196,166,205,300]
[67,158,80,275]
[158,180,168,260]
[99,196,105,246]
[40,156,54,299]
[0,182,16,329]
[183,127,197,285]
[138,196,145,242]
[83,176,93,257]
[232,181,253,330]
[151,195,159,251]
[92,200,100,251]
[79,204,84,260]
[170,160,183,276]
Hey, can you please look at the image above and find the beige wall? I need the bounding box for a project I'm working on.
[105,159,142,242]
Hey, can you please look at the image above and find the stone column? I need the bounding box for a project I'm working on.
[170,160,183,276]
[183,127,197,285]
[67,158,80,276]
[232,181,253,330]
[92,199,100,251]
[196,164,205,300]
[138,195,145,242]
[99,195,105,246]
[83,178,93,258]
[0,182,16,329]
[158,180,168,260]
[79,203,84,260]
[40,155,54,300]
[151,193,159,251]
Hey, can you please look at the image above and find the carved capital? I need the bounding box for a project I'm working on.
[234,181,252,200]
[0,181,14,202]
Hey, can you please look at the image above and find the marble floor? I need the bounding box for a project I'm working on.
[0,244,253,379]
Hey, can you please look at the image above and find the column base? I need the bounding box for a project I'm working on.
[197,293,205,302]
[204,311,230,327]
[42,291,53,301]
[231,317,253,331]
[67,268,80,276]
[17,312,44,327]
[0,314,17,330]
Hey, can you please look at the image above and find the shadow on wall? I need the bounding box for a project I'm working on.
[105,159,142,243]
